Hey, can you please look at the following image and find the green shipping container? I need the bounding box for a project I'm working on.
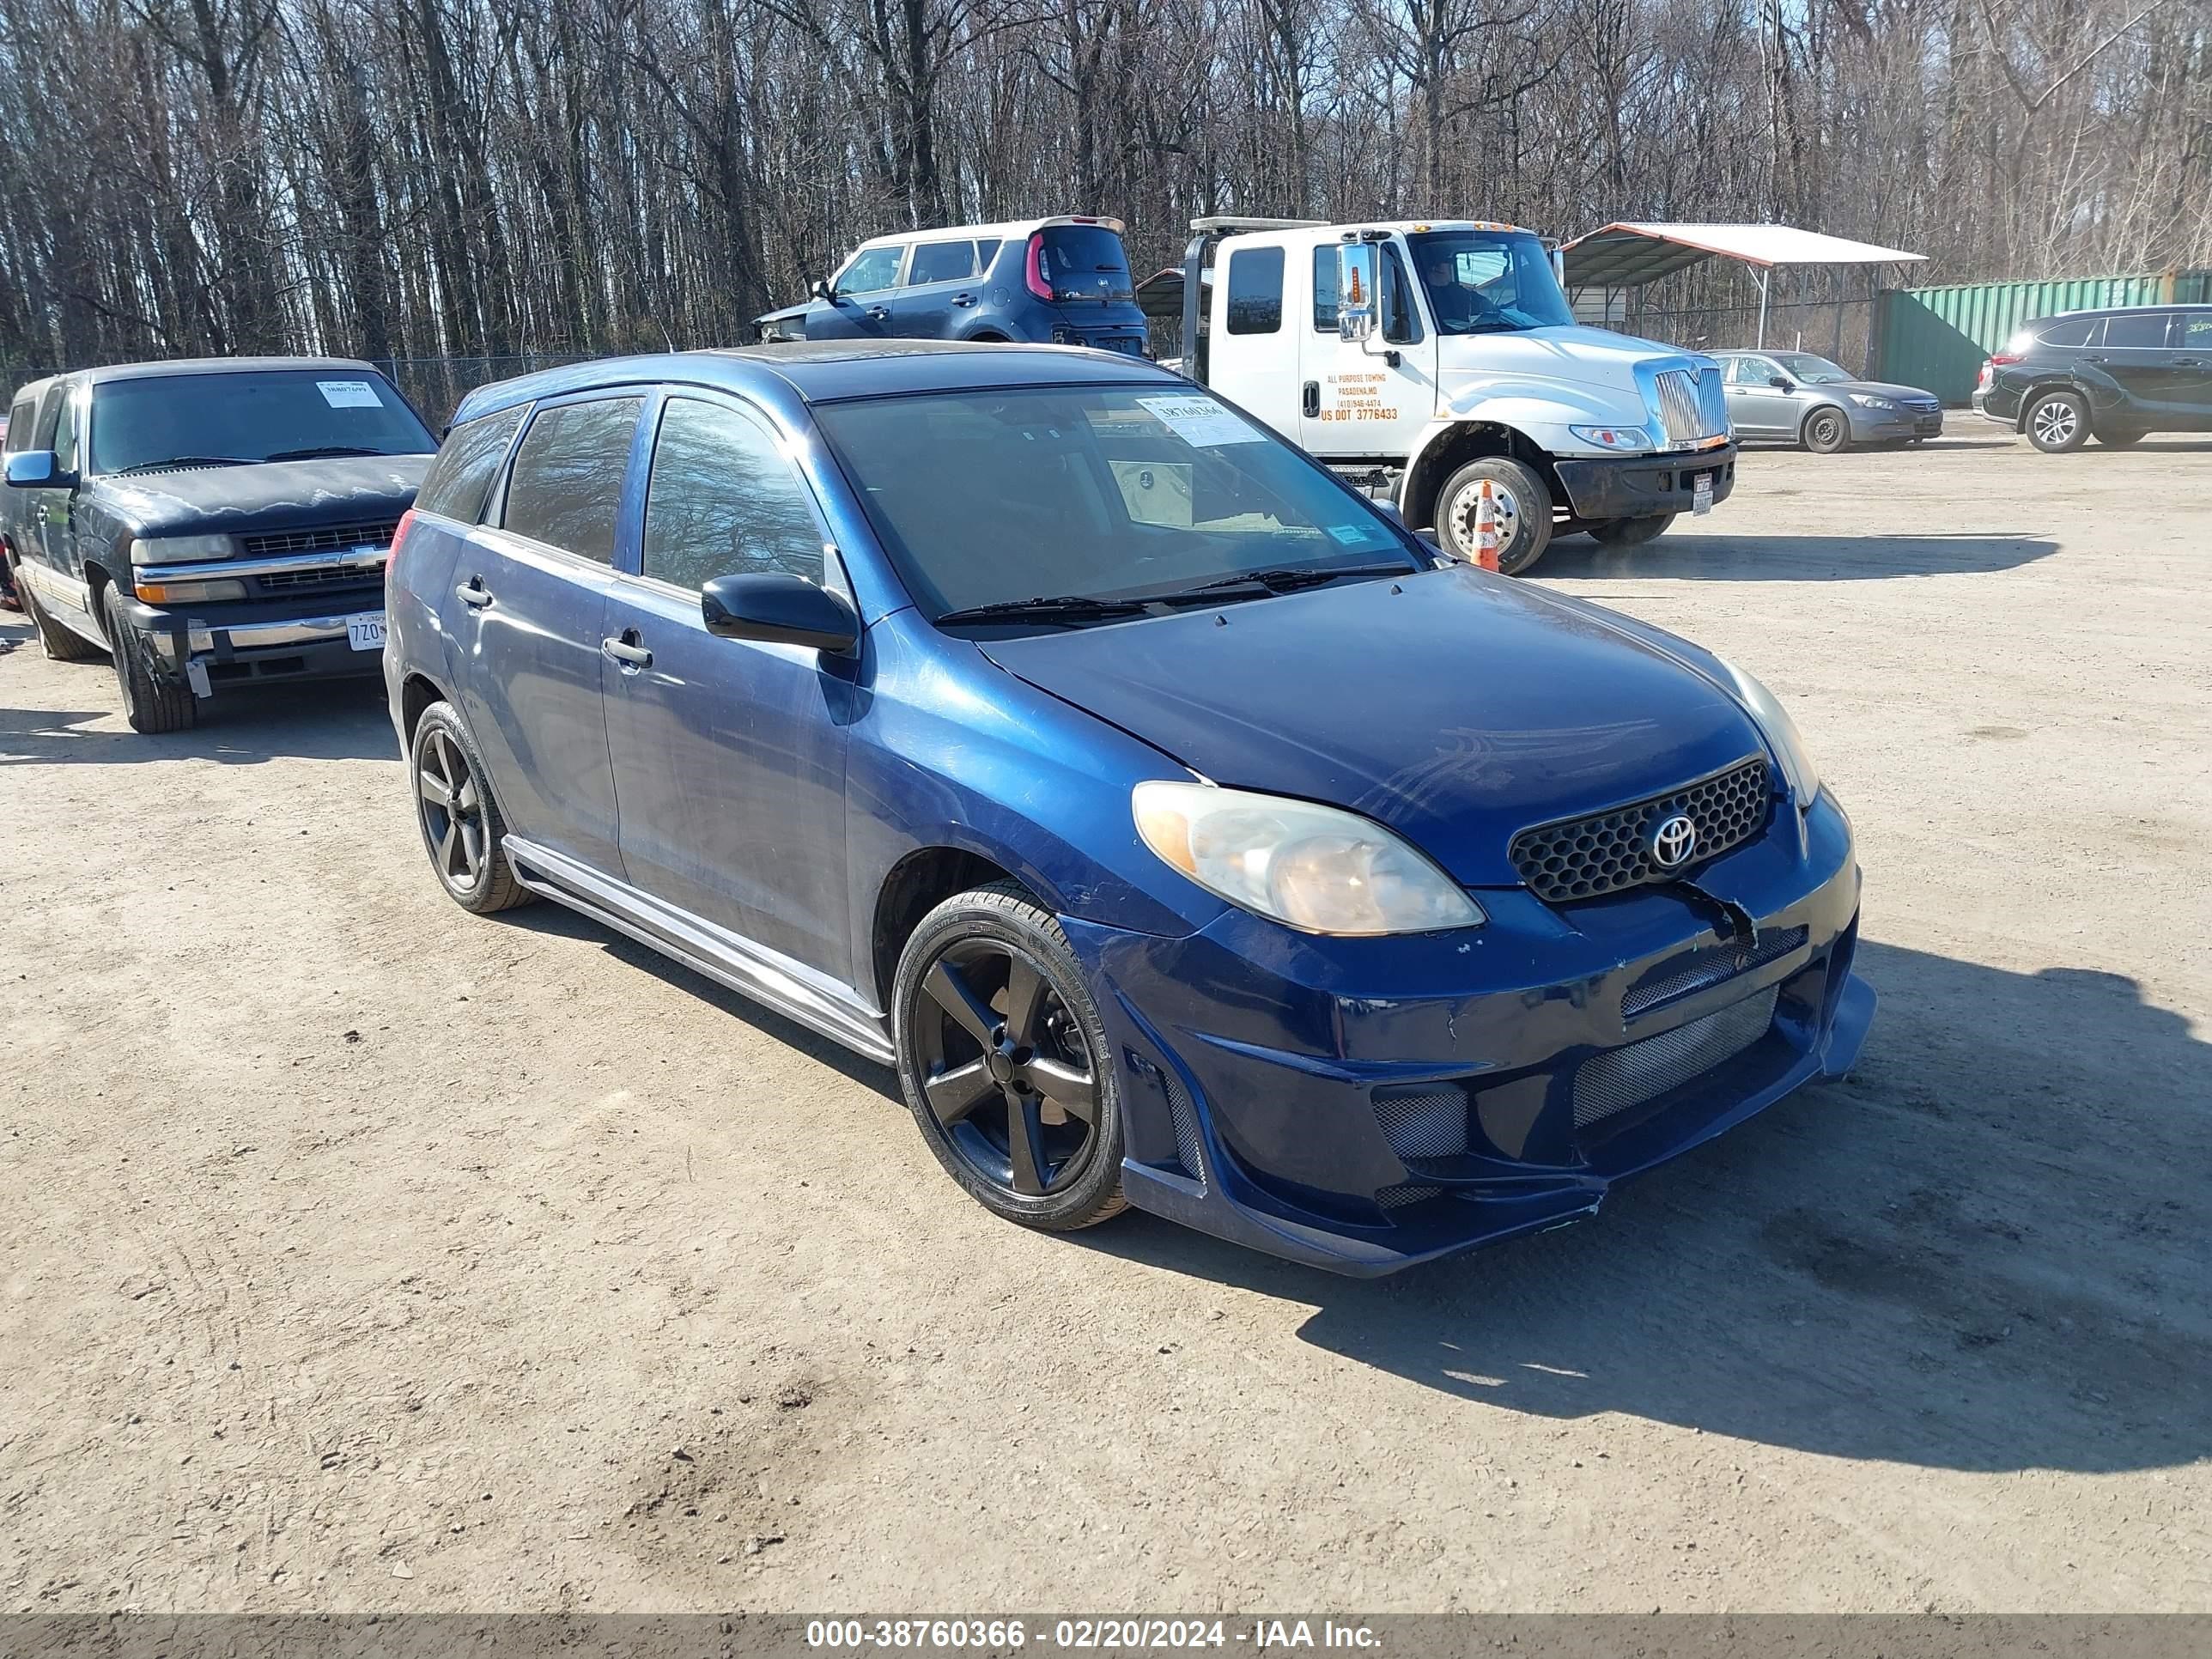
[1872,270,2212,406]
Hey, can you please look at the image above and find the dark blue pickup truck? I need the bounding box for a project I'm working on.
[2,357,438,732]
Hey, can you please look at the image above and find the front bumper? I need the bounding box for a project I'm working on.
[1850,406,1944,441]
[1553,444,1736,521]
[1064,789,1872,1275]
[121,590,386,692]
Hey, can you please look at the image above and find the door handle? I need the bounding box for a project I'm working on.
[2081,355,2109,364]
[601,633,652,670]
[2175,356,2205,366]
[457,577,493,608]
[1302,380,1321,417]
[951,293,975,307]
[866,306,890,322]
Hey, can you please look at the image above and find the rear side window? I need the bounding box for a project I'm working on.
[1312,247,1339,331]
[5,397,33,449]
[837,245,904,295]
[33,383,68,447]
[2102,311,2172,349]
[1036,225,1134,301]
[2179,313,2212,349]
[907,241,977,285]
[416,404,527,524]
[2035,317,2099,349]
[501,396,643,564]
[1226,246,1285,335]
[641,398,826,591]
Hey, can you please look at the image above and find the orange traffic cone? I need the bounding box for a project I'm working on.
[1474,479,1501,572]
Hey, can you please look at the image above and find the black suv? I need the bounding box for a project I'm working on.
[1972,304,2212,453]
[2,358,437,732]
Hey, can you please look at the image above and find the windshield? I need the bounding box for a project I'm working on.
[813,386,1424,623]
[1771,353,1853,384]
[1036,226,1135,303]
[88,370,436,475]
[1403,231,1574,334]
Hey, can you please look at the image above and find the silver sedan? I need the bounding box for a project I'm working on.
[1711,350,1943,453]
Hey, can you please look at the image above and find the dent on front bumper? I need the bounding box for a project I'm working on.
[122,592,385,690]
[1063,792,1873,1275]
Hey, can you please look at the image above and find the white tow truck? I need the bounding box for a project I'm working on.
[1167,216,1738,574]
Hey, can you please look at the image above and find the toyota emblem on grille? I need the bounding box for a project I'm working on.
[1650,813,1698,869]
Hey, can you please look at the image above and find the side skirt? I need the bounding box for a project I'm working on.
[501,836,896,1066]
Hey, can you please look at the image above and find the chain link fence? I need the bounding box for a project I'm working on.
[369,356,595,427]
[1572,296,1881,375]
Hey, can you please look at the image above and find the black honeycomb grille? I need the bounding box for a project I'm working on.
[1510,757,1771,904]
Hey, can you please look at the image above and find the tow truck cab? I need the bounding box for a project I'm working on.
[1175,216,1738,574]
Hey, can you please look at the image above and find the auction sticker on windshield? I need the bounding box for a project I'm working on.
[318,380,384,409]
[1137,395,1266,447]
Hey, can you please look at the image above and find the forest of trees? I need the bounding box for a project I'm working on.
[1,0,2208,393]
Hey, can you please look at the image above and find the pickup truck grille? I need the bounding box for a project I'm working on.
[240,520,398,559]
[1654,368,1729,447]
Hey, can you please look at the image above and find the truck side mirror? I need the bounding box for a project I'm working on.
[809,278,834,301]
[1336,243,1379,343]
[4,450,70,489]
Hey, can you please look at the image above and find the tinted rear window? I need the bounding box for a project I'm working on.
[87,370,435,474]
[1037,226,1133,301]
[501,397,643,564]
[5,398,32,450]
[2102,311,2172,349]
[2035,317,2099,349]
[908,241,978,285]
[417,404,528,523]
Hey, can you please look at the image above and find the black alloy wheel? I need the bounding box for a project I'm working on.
[894,882,1126,1230]
[410,700,533,913]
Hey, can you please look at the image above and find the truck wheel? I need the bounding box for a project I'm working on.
[102,585,198,734]
[2026,390,2089,453]
[1437,457,1553,576]
[1588,514,1677,548]
[1802,407,1851,453]
[20,570,105,661]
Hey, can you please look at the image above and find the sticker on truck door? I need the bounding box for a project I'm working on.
[1136,395,1267,447]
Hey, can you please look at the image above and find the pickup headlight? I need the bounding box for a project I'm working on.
[131,534,235,563]
[1846,392,1897,411]
[1714,657,1821,805]
[1569,424,1656,452]
[1133,781,1484,935]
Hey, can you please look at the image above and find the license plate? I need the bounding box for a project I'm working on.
[347,611,386,652]
[1692,472,1714,515]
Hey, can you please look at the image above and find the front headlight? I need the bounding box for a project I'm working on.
[1846,392,1896,411]
[1569,424,1656,452]
[1133,781,1484,936]
[132,534,236,564]
[1714,657,1821,805]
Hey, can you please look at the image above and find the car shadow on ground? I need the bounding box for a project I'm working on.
[0,669,394,765]
[495,899,907,1102]
[1082,939,2211,1475]
[1540,531,2058,581]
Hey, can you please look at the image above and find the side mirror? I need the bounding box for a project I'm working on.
[809,278,834,301]
[701,572,859,655]
[1768,376,1793,392]
[5,450,70,489]
[1336,242,1379,343]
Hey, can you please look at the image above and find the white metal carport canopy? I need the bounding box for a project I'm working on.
[1559,222,1927,347]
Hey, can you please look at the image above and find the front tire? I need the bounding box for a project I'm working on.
[1587,513,1677,548]
[410,701,534,914]
[1436,456,1553,575]
[2026,390,2090,453]
[1802,406,1851,454]
[102,586,198,733]
[893,881,1127,1232]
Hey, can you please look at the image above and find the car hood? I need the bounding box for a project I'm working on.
[101,455,432,542]
[978,564,1769,888]
[1437,325,1705,396]
[1829,380,1937,403]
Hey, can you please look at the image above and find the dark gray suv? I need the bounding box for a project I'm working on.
[1972,305,2212,452]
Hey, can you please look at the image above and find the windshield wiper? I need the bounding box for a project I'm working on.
[264,445,389,461]
[1162,564,1410,600]
[934,593,1155,627]
[115,455,256,474]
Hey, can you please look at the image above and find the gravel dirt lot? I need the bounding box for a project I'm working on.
[3,431,2209,1615]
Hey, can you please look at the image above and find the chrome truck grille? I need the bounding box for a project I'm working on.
[1652,367,1729,447]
